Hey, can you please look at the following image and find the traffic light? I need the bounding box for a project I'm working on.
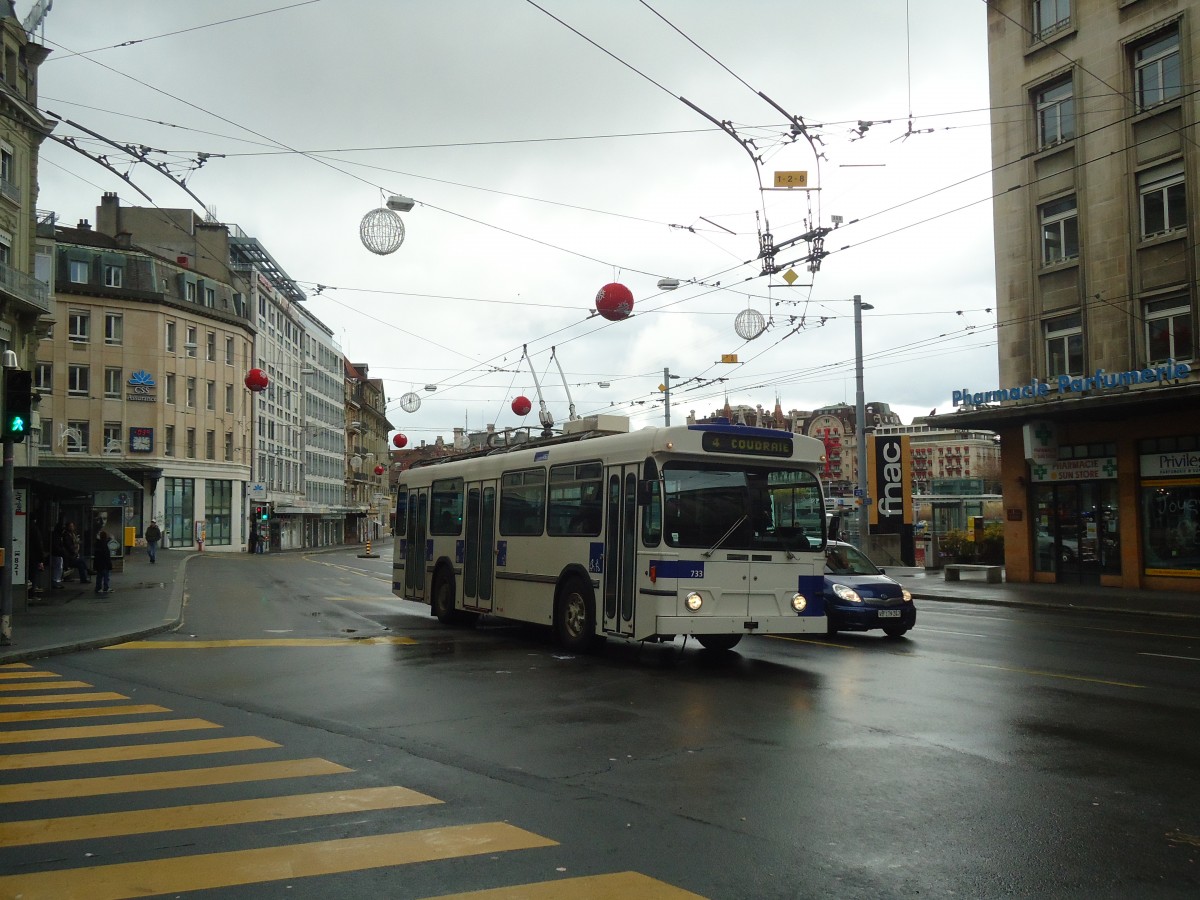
[2,368,32,443]
[257,505,268,521]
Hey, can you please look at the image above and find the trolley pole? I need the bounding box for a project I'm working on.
[663,368,671,426]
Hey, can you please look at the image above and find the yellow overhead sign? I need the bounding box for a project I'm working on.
[773,170,808,188]
[720,354,739,364]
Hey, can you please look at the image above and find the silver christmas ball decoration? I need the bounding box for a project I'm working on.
[735,307,767,340]
[360,207,406,255]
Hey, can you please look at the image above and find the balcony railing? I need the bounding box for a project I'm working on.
[0,177,19,204]
[0,259,50,313]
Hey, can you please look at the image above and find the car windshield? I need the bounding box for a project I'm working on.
[825,544,881,576]
[661,461,824,552]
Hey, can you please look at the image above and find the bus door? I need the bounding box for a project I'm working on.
[462,480,497,612]
[404,489,428,601]
[602,466,638,637]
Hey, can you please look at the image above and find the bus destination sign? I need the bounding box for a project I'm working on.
[701,432,793,458]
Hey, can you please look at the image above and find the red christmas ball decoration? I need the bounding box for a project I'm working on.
[244,368,269,392]
[511,395,532,416]
[392,433,408,449]
[595,282,634,321]
[374,464,386,476]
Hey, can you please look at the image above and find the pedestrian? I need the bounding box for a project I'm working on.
[255,526,266,554]
[63,522,89,583]
[144,519,162,563]
[247,526,258,554]
[93,530,113,594]
[27,518,46,597]
[50,520,65,588]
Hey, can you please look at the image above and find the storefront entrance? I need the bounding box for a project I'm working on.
[1033,481,1120,583]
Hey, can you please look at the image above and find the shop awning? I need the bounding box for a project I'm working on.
[16,462,144,496]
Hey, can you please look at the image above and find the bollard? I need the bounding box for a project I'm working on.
[358,536,379,559]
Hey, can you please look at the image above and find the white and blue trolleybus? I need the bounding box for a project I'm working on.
[392,416,829,652]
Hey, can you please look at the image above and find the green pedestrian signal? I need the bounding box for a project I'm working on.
[2,369,32,443]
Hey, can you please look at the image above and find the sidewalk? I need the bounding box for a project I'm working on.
[0,545,189,665]
[2,553,1196,665]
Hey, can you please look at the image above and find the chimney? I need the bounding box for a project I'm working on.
[177,256,189,268]
[115,232,132,249]
[77,219,91,230]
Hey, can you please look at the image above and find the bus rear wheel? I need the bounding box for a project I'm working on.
[696,634,742,652]
[555,579,595,652]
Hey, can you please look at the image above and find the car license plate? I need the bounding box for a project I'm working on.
[878,610,901,618]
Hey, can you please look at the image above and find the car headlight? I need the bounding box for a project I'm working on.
[902,588,913,603]
[832,583,862,603]
[685,591,703,611]
[791,593,807,613]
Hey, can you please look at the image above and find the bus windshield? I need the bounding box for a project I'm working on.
[661,461,824,552]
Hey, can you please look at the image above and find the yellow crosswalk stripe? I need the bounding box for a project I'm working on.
[0,692,127,706]
[0,670,61,680]
[0,785,441,846]
[0,758,351,803]
[424,871,708,899]
[108,636,417,648]
[0,662,33,668]
[0,736,278,770]
[0,822,557,900]
[0,718,220,744]
[0,704,169,722]
[0,680,92,692]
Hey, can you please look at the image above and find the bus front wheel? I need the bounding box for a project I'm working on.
[432,573,458,625]
[555,579,595,652]
[696,634,742,652]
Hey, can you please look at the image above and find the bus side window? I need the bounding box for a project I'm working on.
[641,458,661,546]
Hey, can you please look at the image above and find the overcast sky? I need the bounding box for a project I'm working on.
[30,0,997,443]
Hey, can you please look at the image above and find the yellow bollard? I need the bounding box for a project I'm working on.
[365,538,372,555]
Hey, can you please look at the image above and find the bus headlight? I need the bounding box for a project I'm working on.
[832,583,862,603]
[791,593,807,613]
[685,592,703,612]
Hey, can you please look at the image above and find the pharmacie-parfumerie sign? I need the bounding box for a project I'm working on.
[953,359,1192,407]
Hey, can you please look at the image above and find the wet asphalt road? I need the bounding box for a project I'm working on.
[7,549,1199,899]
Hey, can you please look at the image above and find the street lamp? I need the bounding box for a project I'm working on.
[853,294,874,546]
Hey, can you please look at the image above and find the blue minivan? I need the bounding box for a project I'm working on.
[824,541,916,638]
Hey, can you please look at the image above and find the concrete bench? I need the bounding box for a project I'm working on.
[944,564,1003,583]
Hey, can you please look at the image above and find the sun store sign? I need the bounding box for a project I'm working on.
[953,359,1192,407]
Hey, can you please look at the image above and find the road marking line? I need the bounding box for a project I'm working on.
[0,692,128,706]
[0,704,170,723]
[0,758,351,803]
[0,735,279,770]
[0,785,442,846]
[0,670,61,680]
[947,660,1145,688]
[424,871,708,899]
[0,662,33,669]
[0,718,220,744]
[0,823,557,899]
[919,628,989,637]
[0,680,92,692]
[106,636,417,649]
[765,635,854,649]
[1166,830,1200,848]
[1139,652,1200,662]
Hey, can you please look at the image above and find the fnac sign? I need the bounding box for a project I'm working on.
[868,434,912,534]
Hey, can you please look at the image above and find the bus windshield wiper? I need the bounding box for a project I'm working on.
[703,515,746,558]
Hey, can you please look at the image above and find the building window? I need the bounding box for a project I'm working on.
[1144,295,1194,363]
[186,377,196,408]
[103,422,121,453]
[205,479,232,546]
[185,326,197,357]
[38,416,51,452]
[0,146,12,184]
[1033,0,1069,40]
[165,424,175,457]
[103,265,122,288]
[104,367,122,399]
[164,478,195,549]
[224,432,234,462]
[34,362,51,393]
[225,335,234,365]
[68,260,88,284]
[165,374,176,405]
[206,380,216,410]
[1045,312,1084,377]
[225,384,234,413]
[66,420,90,454]
[104,313,122,345]
[206,331,215,361]
[185,281,196,302]
[1139,161,1186,238]
[205,430,215,460]
[166,321,176,353]
[1040,195,1078,264]
[67,364,89,397]
[204,286,216,308]
[68,311,89,342]
[1034,77,1074,148]
[1134,28,1181,110]
[186,428,196,459]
